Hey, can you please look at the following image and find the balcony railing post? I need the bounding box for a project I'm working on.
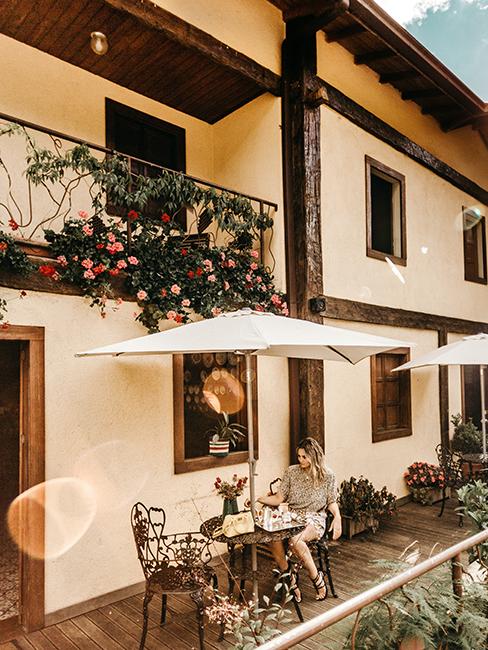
[451,552,463,598]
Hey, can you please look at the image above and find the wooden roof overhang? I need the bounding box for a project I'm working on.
[0,0,281,124]
[270,0,488,139]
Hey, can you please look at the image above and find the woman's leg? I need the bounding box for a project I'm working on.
[289,524,326,599]
[269,540,288,572]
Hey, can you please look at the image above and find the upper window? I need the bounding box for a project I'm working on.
[105,98,186,227]
[366,156,406,266]
[173,353,258,474]
[371,349,412,443]
[461,365,487,429]
[463,207,487,284]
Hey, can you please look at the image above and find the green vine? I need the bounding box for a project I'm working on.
[0,230,34,324]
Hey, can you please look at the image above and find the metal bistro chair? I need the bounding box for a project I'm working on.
[268,478,338,599]
[435,444,470,526]
[131,502,218,650]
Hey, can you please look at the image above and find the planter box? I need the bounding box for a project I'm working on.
[342,515,379,539]
[410,487,444,506]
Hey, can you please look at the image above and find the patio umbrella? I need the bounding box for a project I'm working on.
[394,333,488,458]
[77,308,411,597]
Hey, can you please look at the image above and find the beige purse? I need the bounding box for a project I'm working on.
[213,511,255,538]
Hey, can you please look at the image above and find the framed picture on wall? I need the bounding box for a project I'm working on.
[173,352,258,474]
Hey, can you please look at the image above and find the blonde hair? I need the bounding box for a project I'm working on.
[297,437,326,487]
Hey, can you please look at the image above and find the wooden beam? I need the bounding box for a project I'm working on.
[401,88,444,101]
[379,70,421,84]
[355,49,396,65]
[102,0,281,95]
[325,23,366,42]
[317,77,488,205]
[283,0,350,35]
[282,17,328,455]
[319,295,488,335]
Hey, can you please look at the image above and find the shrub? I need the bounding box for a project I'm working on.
[338,476,397,524]
[451,413,482,454]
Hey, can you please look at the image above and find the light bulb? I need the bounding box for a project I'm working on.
[90,32,108,56]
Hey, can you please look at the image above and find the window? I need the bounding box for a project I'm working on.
[366,156,406,265]
[371,349,412,442]
[105,98,186,227]
[463,207,487,284]
[461,365,487,429]
[173,353,258,474]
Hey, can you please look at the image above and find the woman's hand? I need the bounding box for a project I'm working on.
[329,514,342,541]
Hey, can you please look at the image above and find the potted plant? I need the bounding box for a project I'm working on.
[451,413,482,454]
[404,462,445,505]
[338,476,397,539]
[206,411,247,457]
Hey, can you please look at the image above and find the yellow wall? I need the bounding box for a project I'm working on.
[153,0,284,75]
[322,107,488,323]
[317,36,488,188]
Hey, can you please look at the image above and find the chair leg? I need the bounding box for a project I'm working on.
[160,594,167,625]
[438,488,447,518]
[190,590,205,650]
[322,547,338,598]
[457,499,464,528]
[140,589,154,650]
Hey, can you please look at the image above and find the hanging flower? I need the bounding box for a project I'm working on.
[137,290,148,301]
[127,256,139,265]
[161,213,171,223]
[207,274,216,283]
[170,284,181,295]
[127,210,139,222]
[82,225,93,236]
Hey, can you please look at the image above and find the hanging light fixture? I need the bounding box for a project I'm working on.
[90,31,108,56]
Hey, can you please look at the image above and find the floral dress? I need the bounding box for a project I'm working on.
[280,464,338,538]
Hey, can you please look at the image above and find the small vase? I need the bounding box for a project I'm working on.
[209,439,230,457]
[223,498,238,518]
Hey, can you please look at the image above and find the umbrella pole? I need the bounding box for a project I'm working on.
[480,365,487,460]
[245,352,259,604]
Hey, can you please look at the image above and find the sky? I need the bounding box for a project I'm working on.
[374,0,488,100]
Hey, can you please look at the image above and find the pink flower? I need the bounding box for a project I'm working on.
[256,276,262,283]
[223,281,230,291]
[220,252,226,260]
[137,290,148,301]
[245,274,252,282]
[166,310,177,320]
[116,298,123,306]
[81,259,94,269]
[251,250,259,258]
[83,270,95,279]
[255,304,265,312]
[203,259,213,271]
[82,225,93,236]
[128,256,139,265]
[260,284,267,292]
[107,232,116,243]
[250,262,258,271]
[211,306,222,316]
[107,242,124,254]
[181,298,191,307]
[93,264,106,275]
[171,284,181,295]
[109,269,119,276]
[227,259,236,268]
[117,260,128,269]
[271,294,282,305]
[207,274,216,283]
[78,210,89,219]
[57,255,68,267]
[281,306,289,316]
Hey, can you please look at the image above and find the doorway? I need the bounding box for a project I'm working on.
[0,325,45,638]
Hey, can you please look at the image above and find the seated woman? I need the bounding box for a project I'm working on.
[257,437,341,601]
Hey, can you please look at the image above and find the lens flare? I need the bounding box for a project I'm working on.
[73,440,148,513]
[7,478,97,560]
[359,286,372,300]
[385,256,406,284]
[203,368,245,414]
[420,246,429,255]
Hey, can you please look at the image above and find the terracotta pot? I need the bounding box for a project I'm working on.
[209,439,230,457]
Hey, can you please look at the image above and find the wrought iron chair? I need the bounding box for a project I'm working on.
[268,478,338,599]
[131,502,218,650]
[435,444,470,526]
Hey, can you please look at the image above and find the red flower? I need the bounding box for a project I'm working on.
[161,288,167,297]
[161,213,171,223]
[109,269,120,276]
[196,267,203,277]
[0,242,7,252]
[181,248,188,256]
[187,270,195,279]
[96,243,105,249]
[39,265,57,278]
[8,217,19,231]
[175,314,183,323]
[127,210,139,222]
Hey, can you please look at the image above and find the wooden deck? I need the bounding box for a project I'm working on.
[1,500,473,650]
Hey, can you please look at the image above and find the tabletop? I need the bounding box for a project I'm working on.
[200,515,305,545]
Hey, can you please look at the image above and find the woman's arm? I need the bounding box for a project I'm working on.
[327,501,342,540]
[257,489,285,507]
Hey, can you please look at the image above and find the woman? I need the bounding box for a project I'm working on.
[257,437,341,601]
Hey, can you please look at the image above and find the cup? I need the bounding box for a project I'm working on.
[278,503,289,513]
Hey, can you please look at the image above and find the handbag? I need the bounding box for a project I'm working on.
[213,510,255,538]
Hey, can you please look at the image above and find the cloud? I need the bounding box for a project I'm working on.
[374,0,487,25]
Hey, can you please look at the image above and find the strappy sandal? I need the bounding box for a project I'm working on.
[311,570,327,601]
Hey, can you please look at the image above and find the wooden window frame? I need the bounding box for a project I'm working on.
[462,207,487,285]
[173,355,259,474]
[371,347,412,443]
[365,155,407,266]
[0,326,45,633]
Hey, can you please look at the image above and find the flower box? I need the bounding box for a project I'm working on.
[341,515,379,539]
[410,487,444,506]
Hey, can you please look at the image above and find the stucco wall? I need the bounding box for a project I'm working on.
[322,107,488,323]
[317,35,488,187]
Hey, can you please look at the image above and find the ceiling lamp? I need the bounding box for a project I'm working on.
[90,32,108,56]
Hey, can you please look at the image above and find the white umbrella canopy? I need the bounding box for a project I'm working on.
[394,333,488,457]
[77,308,412,598]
